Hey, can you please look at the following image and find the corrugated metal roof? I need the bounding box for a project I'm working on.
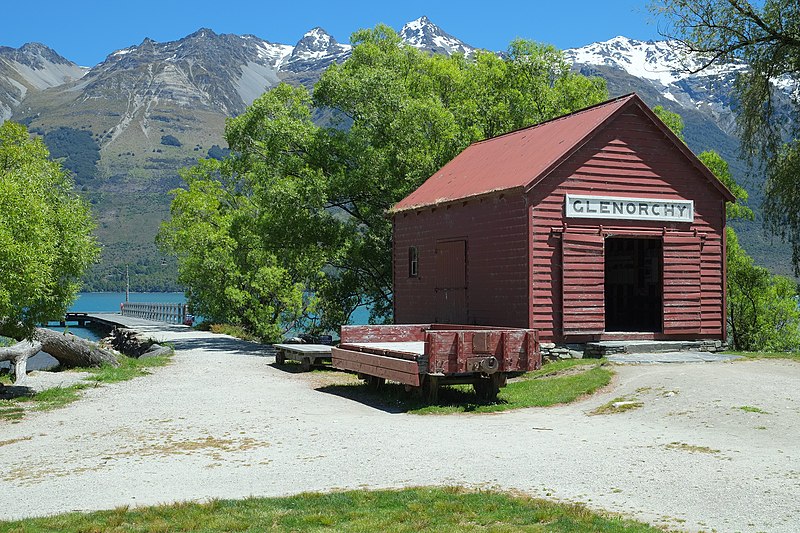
[392,93,735,213]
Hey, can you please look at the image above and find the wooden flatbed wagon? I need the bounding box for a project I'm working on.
[332,324,540,401]
[273,344,333,371]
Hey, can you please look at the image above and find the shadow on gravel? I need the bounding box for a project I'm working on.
[270,362,337,374]
[169,336,272,357]
[0,384,34,400]
[316,382,505,414]
[316,383,409,414]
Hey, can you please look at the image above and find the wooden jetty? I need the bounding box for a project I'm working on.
[52,303,190,329]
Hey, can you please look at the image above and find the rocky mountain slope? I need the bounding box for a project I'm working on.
[0,18,791,289]
[0,43,86,121]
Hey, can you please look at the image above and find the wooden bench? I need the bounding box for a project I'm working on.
[273,343,333,371]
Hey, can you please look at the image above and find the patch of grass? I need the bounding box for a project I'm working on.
[80,353,171,384]
[726,351,800,361]
[591,396,644,415]
[736,405,769,414]
[665,442,720,454]
[0,487,664,532]
[0,402,24,422]
[318,360,612,415]
[20,384,89,411]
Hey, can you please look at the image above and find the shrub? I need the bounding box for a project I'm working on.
[160,134,182,147]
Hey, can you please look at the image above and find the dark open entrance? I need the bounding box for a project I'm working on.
[605,237,662,332]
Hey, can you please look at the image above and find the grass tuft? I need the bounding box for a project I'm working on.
[591,396,644,415]
[0,487,664,532]
[736,405,769,414]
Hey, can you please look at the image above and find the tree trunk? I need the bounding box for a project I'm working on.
[0,339,41,385]
[33,328,119,369]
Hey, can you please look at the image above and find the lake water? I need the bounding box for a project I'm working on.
[6,292,371,372]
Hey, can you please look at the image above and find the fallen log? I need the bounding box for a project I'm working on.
[33,328,119,369]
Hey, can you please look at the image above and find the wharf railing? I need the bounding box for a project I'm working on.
[121,302,189,325]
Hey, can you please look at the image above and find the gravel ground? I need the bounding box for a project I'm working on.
[1,324,799,532]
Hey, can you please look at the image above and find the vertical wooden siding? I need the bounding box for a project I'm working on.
[528,107,726,342]
[662,234,702,334]
[394,195,529,327]
[561,232,605,334]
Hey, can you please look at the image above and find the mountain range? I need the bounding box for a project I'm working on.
[0,16,790,289]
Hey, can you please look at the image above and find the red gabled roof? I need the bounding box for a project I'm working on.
[392,93,734,213]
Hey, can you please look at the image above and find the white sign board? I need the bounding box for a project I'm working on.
[565,194,694,223]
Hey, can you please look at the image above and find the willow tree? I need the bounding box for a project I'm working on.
[160,26,607,337]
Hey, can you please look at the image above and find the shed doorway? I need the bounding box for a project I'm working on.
[605,237,662,332]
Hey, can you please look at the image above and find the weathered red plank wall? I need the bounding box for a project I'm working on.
[527,107,726,343]
[393,194,529,327]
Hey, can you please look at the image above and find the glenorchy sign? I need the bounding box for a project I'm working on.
[565,194,694,223]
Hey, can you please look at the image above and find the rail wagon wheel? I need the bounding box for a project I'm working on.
[301,357,312,372]
[275,351,286,365]
[365,375,385,390]
[474,374,503,401]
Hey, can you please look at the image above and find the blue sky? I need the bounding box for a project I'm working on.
[3,0,661,67]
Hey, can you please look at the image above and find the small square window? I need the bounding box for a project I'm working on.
[408,247,418,278]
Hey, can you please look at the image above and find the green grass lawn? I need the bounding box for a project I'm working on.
[0,487,664,533]
[317,359,612,415]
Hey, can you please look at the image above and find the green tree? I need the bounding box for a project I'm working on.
[726,227,800,350]
[159,26,608,337]
[653,0,800,269]
[0,122,99,339]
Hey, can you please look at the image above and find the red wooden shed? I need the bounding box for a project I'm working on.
[391,93,735,345]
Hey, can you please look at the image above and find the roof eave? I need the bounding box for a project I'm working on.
[390,185,525,215]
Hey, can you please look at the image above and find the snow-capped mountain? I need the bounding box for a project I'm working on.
[565,36,747,86]
[282,27,351,72]
[400,16,476,56]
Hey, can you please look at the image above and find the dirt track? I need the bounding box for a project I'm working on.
[1,324,798,532]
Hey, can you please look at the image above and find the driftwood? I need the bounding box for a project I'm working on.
[0,327,119,385]
[33,328,119,368]
[0,339,41,385]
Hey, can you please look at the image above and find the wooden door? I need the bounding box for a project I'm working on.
[662,235,702,334]
[435,240,468,324]
[562,232,605,335]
